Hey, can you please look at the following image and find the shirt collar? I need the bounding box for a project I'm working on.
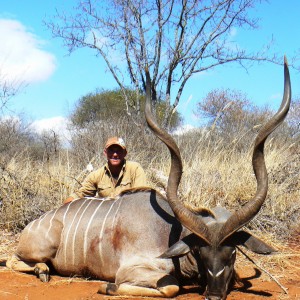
[104,159,127,176]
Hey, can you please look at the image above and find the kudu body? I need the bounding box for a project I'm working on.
[1,59,291,300]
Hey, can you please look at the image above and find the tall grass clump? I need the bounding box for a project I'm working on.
[176,127,300,243]
[0,150,76,231]
[0,118,299,245]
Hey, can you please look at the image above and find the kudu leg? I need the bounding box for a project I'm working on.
[98,273,179,297]
[98,281,179,297]
[6,254,50,282]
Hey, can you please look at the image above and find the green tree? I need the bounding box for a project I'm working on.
[68,88,181,164]
[70,89,182,129]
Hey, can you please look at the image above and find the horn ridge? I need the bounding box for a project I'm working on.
[144,69,212,245]
[217,56,291,245]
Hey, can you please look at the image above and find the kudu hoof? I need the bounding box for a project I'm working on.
[98,283,118,295]
[34,263,50,282]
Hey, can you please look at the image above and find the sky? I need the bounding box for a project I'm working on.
[1,0,300,138]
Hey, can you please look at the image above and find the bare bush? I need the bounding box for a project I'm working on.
[288,97,300,139]
[68,115,166,167]
[0,149,78,231]
[0,71,25,113]
[196,88,299,153]
[0,117,33,159]
[0,112,298,244]
[197,88,273,150]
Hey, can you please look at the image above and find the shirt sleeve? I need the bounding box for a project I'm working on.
[69,171,98,199]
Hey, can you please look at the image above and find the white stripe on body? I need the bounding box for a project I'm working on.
[45,208,59,241]
[36,211,52,231]
[25,210,52,241]
[71,199,94,265]
[63,199,89,267]
[62,201,73,224]
[82,199,106,264]
[111,196,123,234]
[26,219,37,233]
[98,197,120,266]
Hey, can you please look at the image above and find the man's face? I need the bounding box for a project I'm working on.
[104,145,127,167]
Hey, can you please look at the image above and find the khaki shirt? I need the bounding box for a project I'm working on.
[70,160,147,199]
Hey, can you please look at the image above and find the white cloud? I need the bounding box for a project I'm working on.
[0,19,57,84]
[270,93,281,100]
[172,124,195,135]
[31,116,71,143]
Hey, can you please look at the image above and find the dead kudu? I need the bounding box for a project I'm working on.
[1,59,291,300]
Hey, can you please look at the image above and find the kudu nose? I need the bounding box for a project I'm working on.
[205,297,222,300]
[205,293,225,300]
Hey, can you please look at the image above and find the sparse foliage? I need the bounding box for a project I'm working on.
[0,70,25,114]
[196,88,300,152]
[36,130,61,162]
[288,97,300,138]
[196,88,272,149]
[70,89,182,128]
[46,0,289,128]
[0,117,33,158]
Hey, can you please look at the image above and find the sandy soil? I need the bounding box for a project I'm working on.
[0,231,299,300]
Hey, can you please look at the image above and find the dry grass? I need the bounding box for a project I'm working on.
[0,128,299,298]
[0,128,299,245]
[146,129,300,243]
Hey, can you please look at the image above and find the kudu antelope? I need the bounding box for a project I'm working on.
[1,59,291,300]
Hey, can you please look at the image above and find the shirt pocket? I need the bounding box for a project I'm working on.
[115,180,132,196]
[120,180,132,188]
[97,184,113,198]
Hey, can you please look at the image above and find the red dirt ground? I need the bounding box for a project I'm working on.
[1,258,299,300]
[0,232,299,300]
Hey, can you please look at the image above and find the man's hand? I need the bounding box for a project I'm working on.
[64,196,74,204]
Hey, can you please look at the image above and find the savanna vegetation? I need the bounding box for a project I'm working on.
[0,5,299,290]
[0,87,299,250]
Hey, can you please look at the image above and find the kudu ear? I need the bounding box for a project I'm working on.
[158,240,190,259]
[158,234,198,259]
[232,230,277,254]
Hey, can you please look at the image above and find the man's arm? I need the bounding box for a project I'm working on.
[63,171,98,204]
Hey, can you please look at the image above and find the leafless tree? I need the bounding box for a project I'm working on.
[288,97,300,138]
[47,0,291,128]
[197,88,271,130]
[196,88,274,150]
[0,72,24,114]
[0,67,26,115]
[38,130,61,162]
